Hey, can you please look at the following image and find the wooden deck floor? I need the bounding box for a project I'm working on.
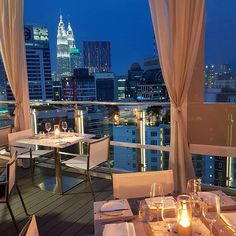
[0,165,112,236]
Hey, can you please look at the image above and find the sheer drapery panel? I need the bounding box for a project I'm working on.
[149,0,205,193]
[0,0,31,130]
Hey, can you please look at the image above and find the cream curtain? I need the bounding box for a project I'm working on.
[149,0,205,193]
[0,0,31,130]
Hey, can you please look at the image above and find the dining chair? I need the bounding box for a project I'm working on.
[8,129,53,184]
[112,170,174,199]
[0,152,29,233]
[61,136,111,200]
[18,215,39,236]
[0,125,12,154]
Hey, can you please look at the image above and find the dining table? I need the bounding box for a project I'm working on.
[94,191,236,236]
[16,132,95,194]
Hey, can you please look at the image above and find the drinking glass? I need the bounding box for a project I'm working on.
[45,122,51,134]
[162,198,177,236]
[138,200,153,222]
[150,183,164,221]
[186,179,201,197]
[202,193,220,236]
[61,121,68,132]
[186,179,202,221]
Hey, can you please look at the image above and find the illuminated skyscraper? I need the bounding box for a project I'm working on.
[7,25,53,101]
[83,41,111,74]
[57,15,70,78]
[204,64,216,89]
[57,15,81,78]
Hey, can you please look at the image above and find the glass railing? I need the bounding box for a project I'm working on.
[1,100,236,195]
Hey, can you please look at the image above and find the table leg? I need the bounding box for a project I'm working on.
[54,147,63,194]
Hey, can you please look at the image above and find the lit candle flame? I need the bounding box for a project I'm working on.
[55,128,60,137]
[179,203,191,228]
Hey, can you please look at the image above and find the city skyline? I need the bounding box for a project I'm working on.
[24,0,236,75]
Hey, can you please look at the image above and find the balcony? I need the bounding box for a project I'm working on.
[0,100,236,191]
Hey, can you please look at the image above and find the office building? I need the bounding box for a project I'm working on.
[83,41,111,74]
[94,72,115,101]
[113,124,170,172]
[139,57,168,102]
[125,63,143,100]
[57,15,81,79]
[74,68,96,101]
[56,15,70,78]
[0,56,7,101]
[204,64,217,89]
[11,25,53,101]
[70,48,81,73]
[116,75,127,101]
[61,76,77,101]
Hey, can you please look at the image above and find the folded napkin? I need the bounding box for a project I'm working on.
[220,212,236,232]
[103,222,135,236]
[145,196,175,209]
[100,200,128,212]
[198,191,236,211]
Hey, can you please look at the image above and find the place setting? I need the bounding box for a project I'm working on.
[95,178,236,236]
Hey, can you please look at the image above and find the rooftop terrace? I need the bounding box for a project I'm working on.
[0,164,112,236]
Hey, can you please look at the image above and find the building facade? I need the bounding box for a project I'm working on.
[57,15,81,79]
[83,41,111,74]
[94,72,115,101]
[13,25,53,101]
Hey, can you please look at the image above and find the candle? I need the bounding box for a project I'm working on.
[177,195,192,236]
[55,127,60,138]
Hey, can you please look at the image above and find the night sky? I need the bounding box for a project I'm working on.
[24,0,236,75]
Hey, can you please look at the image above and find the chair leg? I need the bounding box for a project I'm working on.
[16,185,29,216]
[108,161,112,180]
[87,171,95,201]
[6,202,19,233]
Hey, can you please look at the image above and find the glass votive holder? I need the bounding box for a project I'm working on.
[177,195,192,236]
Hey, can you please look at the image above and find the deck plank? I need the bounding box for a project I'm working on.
[0,165,112,236]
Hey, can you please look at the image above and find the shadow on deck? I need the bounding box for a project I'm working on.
[0,166,112,236]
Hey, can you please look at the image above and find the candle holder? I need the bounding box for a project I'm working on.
[54,124,60,138]
[177,195,192,236]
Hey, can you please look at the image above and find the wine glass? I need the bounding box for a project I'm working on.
[202,193,220,236]
[138,200,153,222]
[162,198,177,236]
[45,122,51,134]
[186,179,201,197]
[150,183,164,221]
[186,179,202,221]
[61,121,68,132]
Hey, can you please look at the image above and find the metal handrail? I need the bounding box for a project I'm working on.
[0,100,170,107]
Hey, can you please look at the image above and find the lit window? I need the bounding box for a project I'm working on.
[210,175,212,178]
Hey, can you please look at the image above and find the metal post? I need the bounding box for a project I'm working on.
[226,113,234,187]
[74,108,84,154]
[136,106,146,172]
[31,108,37,134]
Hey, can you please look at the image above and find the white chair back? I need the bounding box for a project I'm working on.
[7,152,17,194]
[0,125,11,147]
[113,170,174,199]
[88,136,110,169]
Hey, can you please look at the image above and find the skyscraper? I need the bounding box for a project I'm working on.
[83,41,111,74]
[23,25,53,101]
[57,15,70,78]
[94,72,115,101]
[56,15,81,79]
[0,56,7,110]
